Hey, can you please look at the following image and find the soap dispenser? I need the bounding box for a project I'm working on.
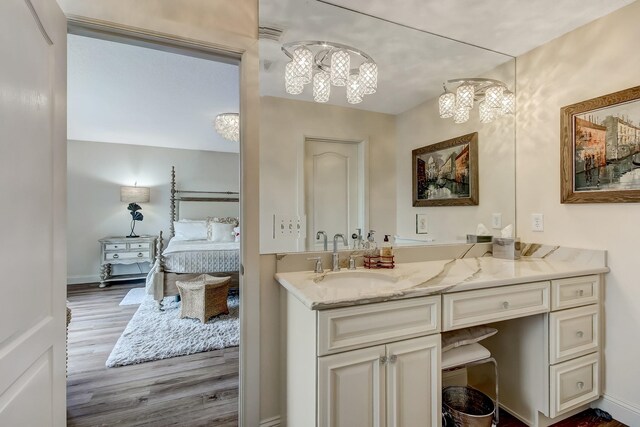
[380,234,393,257]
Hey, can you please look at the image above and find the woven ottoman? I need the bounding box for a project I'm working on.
[176,274,231,323]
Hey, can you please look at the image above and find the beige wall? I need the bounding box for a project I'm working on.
[396,62,516,243]
[260,96,397,253]
[516,2,640,423]
[57,2,263,425]
[67,140,239,283]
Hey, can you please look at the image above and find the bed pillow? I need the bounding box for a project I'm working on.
[173,221,208,241]
[441,326,498,352]
[233,226,240,243]
[210,222,235,242]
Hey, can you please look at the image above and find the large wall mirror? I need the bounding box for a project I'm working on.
[259,0,516,254]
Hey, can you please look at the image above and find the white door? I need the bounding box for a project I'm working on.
[386,335,442,427]
[318,345,386,427]
[305,139,362,251]
[0,1,67,426]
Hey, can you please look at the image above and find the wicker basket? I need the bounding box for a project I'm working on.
[177,274,231,323]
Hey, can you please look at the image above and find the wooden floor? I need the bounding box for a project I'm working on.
[67,283,239,427]
[499,408,627,426]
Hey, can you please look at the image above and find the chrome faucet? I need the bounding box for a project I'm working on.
[332,234,347,271]
[316,230,328,251]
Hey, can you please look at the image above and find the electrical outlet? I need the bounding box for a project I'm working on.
[491,213,502,229]
[531,213,544,232]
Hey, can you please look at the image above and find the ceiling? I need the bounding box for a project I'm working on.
[68,34,240,153]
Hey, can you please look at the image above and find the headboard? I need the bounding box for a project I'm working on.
[169,166,239,237]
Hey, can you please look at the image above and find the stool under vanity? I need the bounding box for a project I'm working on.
[276,245,606,426]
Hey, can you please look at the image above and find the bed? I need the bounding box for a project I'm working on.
[146,166,240,308]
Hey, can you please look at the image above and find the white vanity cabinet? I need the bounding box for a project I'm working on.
[284,293,441,427]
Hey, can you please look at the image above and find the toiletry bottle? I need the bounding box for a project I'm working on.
[366,230,376,253]
[381,235,393,257]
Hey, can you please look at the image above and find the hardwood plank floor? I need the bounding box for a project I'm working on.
[67,283,238,427]
[498,407,627,427]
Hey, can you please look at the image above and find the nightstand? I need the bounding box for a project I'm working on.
[98,235,157,288]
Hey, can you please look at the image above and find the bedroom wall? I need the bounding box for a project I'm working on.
[67,140,239,284]
[515,1,640,424]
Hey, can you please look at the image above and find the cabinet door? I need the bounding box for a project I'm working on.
[386,335,441,427]
[318,345,386,427]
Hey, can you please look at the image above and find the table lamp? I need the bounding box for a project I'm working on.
[120,184,150,238]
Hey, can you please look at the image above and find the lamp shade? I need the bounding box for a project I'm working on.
[120,186,150,203]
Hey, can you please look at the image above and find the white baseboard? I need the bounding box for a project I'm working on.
[592,394,640,426]
[67,275,100,285]
[259,415,281,427]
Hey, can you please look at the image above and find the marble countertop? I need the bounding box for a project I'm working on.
[275,256,609,310]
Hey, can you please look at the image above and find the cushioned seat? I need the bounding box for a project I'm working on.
[442,342,492,369]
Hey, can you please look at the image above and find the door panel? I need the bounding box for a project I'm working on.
[0,0,66,425]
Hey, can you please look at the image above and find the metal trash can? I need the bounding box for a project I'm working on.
[442,386,495,427]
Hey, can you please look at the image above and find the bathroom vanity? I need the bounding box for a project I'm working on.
[276,245,607,426]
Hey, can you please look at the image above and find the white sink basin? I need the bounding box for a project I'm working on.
[316,270,398,289]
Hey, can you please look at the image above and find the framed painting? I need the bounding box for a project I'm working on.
[561,85,640,203]
[412,132,479,207]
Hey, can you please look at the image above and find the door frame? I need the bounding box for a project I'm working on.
[66,17,260,426]
[300,136,370,252]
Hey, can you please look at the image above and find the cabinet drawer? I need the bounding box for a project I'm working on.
[129,242,151,250]
[105,251,149,261]
[551,275,599,311]
[550,305,599,364]
[317,296,440,356]
[442,282,550,331]
[550,353,600,418]
[104,243,125,251]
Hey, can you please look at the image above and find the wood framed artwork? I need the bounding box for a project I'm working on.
[561,85,640,203]
[412,132,479,207]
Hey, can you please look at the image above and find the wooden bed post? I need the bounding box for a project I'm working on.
[169,166,176,238]
[155,231,165,310]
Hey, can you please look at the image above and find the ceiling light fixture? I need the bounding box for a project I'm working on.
[282,41,378,105]
[214,113,239,142]
[439,78,515,124]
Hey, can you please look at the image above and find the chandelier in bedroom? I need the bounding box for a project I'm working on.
[214,113,239,142]
[438,78,515,124]
[282,41,378,105]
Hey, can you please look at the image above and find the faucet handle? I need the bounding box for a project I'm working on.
[348,255,362,270]
[307,257,323,273]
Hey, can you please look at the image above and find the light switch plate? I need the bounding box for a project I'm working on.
[273,214,304,240]
[491,213,502,229]
[531,213,544,232]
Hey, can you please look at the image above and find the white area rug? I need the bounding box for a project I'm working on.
[106,295,239,367]
[119,287,147,306]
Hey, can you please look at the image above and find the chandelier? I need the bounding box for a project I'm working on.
[282,41,378,105]
[214,113,239,142]
[438,78,515,124]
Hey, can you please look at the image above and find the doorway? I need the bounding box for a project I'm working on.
[65,26,243,426]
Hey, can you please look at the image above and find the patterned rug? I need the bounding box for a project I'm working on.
[118,287,146,306]
[106,294,239,367]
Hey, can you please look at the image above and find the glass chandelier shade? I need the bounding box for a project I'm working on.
[284,62,304,95]
[214,113,240,142]
[485,85,504,109]
[359,62,378,95]
[501,90,515,115]
[346,74,363,104]
[479,100,495,123]
[456,84,475,110]
[330,49,350,87]
[453,106,470,124]
[313,71,331,103]
[291,46,313,85]
[439,90,456,118]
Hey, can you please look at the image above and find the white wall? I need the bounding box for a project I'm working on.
[67,140,239,283]
[515,1,640,423]
[396,62,516,243]
[260,96,397,253]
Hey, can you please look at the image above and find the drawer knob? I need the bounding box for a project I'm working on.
[578,289,585,297]
[576,330,584,338]
[138,252,143,257]
[502,301,510,309]
[112,254,119,259]
[379,356,388,365]
[389,355,398,363]
[577,381,585,390]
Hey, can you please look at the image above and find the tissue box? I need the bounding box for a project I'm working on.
[466,234,493,243]
[492,237,521,260]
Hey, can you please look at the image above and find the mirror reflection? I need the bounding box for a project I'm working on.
[259,0,516,254]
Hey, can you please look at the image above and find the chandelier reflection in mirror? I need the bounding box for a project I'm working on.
[282,41,378,105]
[439,79,515,124]
[214,113,240,142]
